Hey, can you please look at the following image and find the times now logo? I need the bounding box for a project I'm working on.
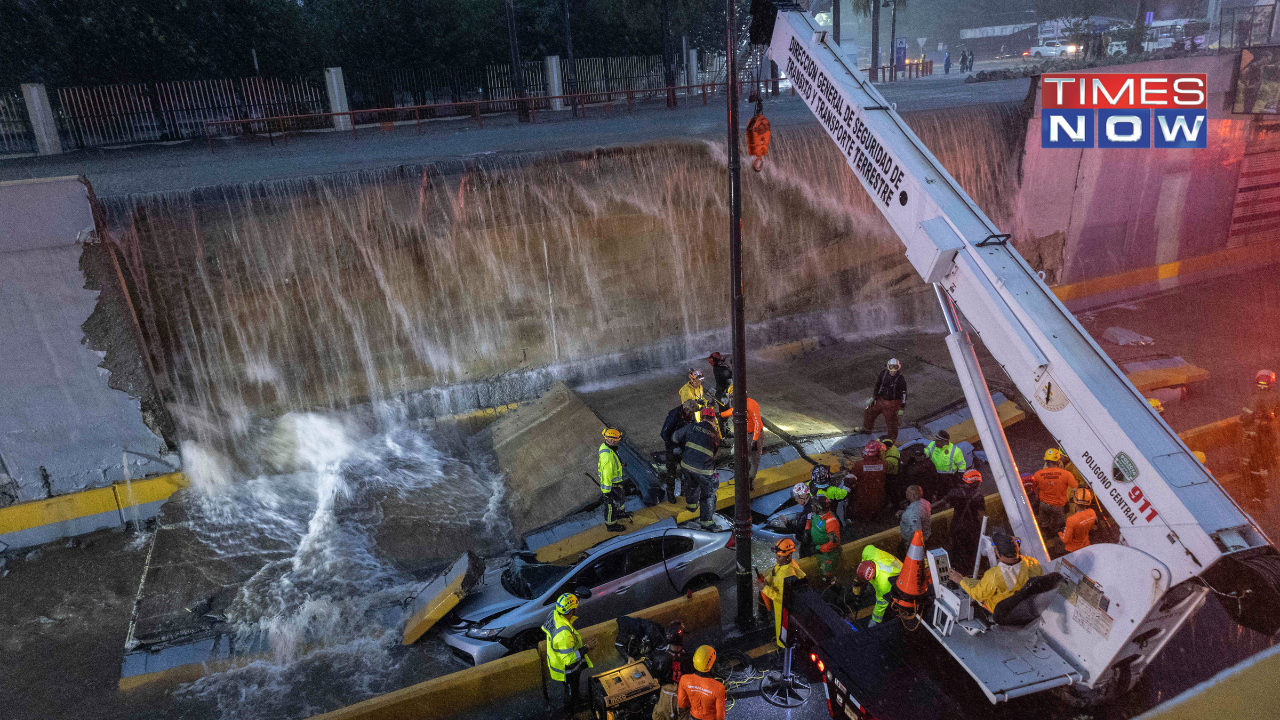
[1041,73,1208,149]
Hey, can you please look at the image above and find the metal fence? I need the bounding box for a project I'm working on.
[0,87,36,155]
[54,75,328,148]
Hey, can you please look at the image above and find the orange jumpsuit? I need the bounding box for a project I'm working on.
[1059,509,1096,553]
[678,672,726,720]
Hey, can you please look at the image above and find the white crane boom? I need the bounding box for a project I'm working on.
[767,6,1278,702]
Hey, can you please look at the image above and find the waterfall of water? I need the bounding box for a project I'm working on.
[95,101,1026,719]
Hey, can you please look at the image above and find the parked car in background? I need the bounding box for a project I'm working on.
[1025,40,1079,58]
[440,516,734,666]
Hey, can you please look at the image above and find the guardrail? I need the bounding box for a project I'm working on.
[202,80,790,152]
[867,60,935,83]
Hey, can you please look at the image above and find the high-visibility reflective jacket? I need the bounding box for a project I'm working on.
[598,442,623,493]
[1060,509,1097,553]
[959,556,1044,612]
[925,441,967,473]
[808,510,841,554]
[761,560,805,646]
[679,383,709,414]
[883,445,901,475]
[542,610,591,681]
[672,422,720,477]
[1034,466,1077,507]
[860,545,902,622]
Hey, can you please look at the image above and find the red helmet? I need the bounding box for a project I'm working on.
[1258,370,1276,389]
[962,469,982,485]
[857,560,877,582]
[864,440,885,458]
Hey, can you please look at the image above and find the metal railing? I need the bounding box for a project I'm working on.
[0,87,36,155]
[867,61,935,83]
[203,80,790,152]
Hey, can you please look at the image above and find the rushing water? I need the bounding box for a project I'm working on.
[95,102,1028,719]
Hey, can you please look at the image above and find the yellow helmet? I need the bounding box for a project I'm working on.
[1148,398,1164,413]
[555,593,578,615]
[726,383,733,395]
[693,645,717,673]
[1193,450,1207,464]
[602,428,622,440]
[1044,448,1062,463]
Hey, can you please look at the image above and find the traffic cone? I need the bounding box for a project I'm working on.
[894,530,931,617]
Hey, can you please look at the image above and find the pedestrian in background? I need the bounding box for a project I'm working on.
[944,51,951,74]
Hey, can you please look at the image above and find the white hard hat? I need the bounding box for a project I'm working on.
[887,358,901,368]
[791,482,810,501]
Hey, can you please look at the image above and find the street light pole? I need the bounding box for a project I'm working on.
[504,0,530,122]
[726,0,754,629]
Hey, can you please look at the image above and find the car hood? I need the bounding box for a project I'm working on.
[451,569,527,624]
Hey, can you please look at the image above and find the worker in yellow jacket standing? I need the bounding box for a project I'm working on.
[760,538,805,647]
[544,593,592,716]
[600,428,627,532]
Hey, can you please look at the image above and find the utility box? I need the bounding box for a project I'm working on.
[907,217,964,283]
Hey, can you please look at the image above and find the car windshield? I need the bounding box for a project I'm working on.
[501,556,571,600]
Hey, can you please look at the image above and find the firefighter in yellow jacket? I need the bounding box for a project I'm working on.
[544,593,593,715]
[760,538,805,647]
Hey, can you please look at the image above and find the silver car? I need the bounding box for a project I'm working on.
[441,516,735,666]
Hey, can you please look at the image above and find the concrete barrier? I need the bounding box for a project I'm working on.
[0,472,186,550]
[1135,642,1280,720]
[309,588,720,720]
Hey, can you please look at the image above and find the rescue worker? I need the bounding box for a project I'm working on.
[651,622,689,720]
[855,544,902,626]
[897,484,931,544]
[678,645,726,720]
[768,482,817,556]
[1021,473,1040,514]
[809,464,848,522]
[600,428,628,532]
[949,531,1059,626]
[660,401,698,504]
[543,593,593,715]
[672,407,722,527]
[718,383,762,488]
[1034,448,1077,536]
[1060,508,1097,553]
[1242,369,1278,503]
[760,538,805,646]
[1148,397,1165,415]
[944,469,986,576]
[847,440,888,531]
[858,358,908,441]
[706,351,737,435]
[679,369,712,431]
[924,430,967,500]
[807,495,842,583]
[880,436,906,506]
[1193,450,1211,478]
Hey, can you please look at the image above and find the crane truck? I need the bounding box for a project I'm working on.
[759,4,1280,716]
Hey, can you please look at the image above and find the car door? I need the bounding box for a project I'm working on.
[595,537,671,617]
[546,548,630,629]
[661,532,698,592]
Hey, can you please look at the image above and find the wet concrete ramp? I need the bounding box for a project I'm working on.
[475,381,609,538]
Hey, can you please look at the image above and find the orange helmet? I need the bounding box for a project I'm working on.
[774,538,796,557]
[962,469,982,485]
[864,440,885,458]
[1258,370,1276,389]
[857,560,877,582]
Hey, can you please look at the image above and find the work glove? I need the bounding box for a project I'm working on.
[898,408,905,417]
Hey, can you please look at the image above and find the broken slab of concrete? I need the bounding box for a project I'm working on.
[471,382,608,538]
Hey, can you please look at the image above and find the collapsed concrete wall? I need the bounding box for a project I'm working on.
[1014,54,1251,294]
[0,177,169,502]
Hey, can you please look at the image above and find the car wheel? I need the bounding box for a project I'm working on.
[683,574,720,593]
[1034,52,1042,58]
[507,628,545,653]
